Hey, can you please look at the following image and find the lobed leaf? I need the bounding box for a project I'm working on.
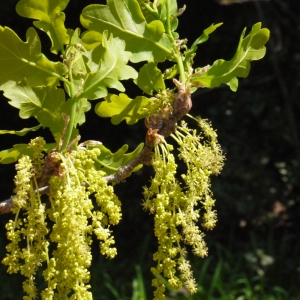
[16,0,70,54]
[192,23,223,48]
[81,31,138,100]
[4,83,68,136]
[80,0,173,62]
[0,125,42,136]
[95,93,151,125]
[190,22,270,91]
[0,26,67,89]
[134,62,166,95]
[0,143,55,164]
[94,143,144,175]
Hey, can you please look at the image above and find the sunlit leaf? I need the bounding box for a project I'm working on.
[80,0,173,62]
[0,143,55,164]
[73,98,91,126]
[95,93,151,125]
[0,125,42,136]
[81,32,138,100]
[81,30,102,50]
[191,23,223,49]
[190,22,270,91]
[134,62,166,95]
[4,82,68,135]
[94,143,144,174]
[16,0,70,54]
[0,26,67,89]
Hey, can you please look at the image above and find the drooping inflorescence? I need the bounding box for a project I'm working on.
[3,139,121,300]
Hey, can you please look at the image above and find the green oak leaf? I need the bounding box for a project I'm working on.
[0,143,55,164]
[4,82,68,135]
[80,0,173,62]
[72,98,91,126]
[188,23,223,56]
[158,0,179,38]
[94,143,144,175]
[16,0,70,54]
[139,0,179,38]
[81,32,138,100]
[81,30,102,51]
[63,29,88,97]
[0,125,42,136]
[134,62,166,95]
[190,22,270,91]
[95,93,151,125]
[0,26,67,89]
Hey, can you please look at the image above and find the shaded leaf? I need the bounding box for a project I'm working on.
[190,22,270,91]
[0,125,42,136]
[16,0,70,54]
[0,143,55,164]
[0,26,67,89]
[95,93,151,125]
[80,0,173,62]
[94,143,144,175]
[134,62,166,95]
[81,32,138,100]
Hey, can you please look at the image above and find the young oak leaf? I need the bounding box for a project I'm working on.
[95,93,151,125]
[0,26,67,89]
[0,125,42,136]
[138,0,179,38]
[80,32,138,100]
[190,22,270,91]
[134,62,166,95]
[94,143,144,175]
[16,0,70,54]
[185,23,223,64]
[80,0,173,62]
[0,143,55,164]
[4,82,67,136]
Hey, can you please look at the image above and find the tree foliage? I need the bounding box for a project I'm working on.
[0,0,269,299]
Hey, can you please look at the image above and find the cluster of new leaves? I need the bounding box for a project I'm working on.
[0,0,269,299]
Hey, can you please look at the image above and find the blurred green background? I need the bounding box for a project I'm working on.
[0,0,299,299]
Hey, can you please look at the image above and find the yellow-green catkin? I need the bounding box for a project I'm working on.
[143,117,224,298]
[3,138,121,300]
[3,138,49,300]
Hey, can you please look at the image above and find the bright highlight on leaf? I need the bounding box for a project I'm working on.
[16,0,70,54]
[80,0,173,62]
[190,22,270,91]
[95,93,151,125]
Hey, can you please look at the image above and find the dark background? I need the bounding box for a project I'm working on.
[0,0,299,299]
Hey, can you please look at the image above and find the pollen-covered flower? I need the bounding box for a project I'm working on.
[144,116,224,298]
[4,143,122,300]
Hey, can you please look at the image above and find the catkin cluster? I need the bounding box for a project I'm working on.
[2,137,121,300]
[143,117,224,299]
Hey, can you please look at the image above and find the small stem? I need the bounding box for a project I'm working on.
[165,0,186,83]
[175,53,186,83]
[165,0,173,38]
[141,3,160,19]
[60,97,77,151]
[60,78,77,151]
